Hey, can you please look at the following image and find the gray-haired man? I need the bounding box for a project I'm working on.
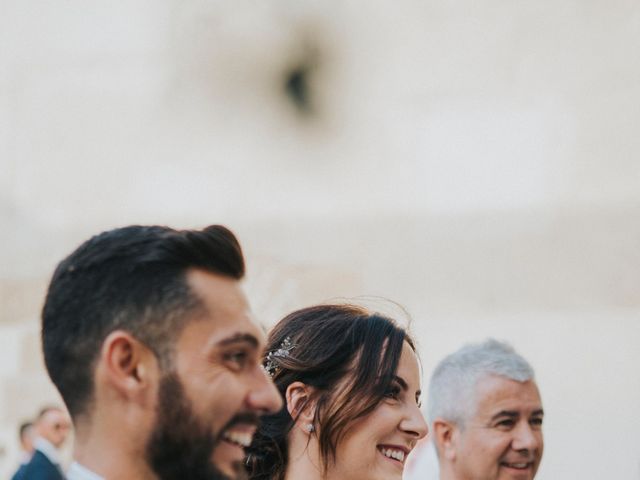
[427,339,544,480]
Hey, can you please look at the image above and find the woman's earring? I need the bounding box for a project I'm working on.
[306,423,315,433]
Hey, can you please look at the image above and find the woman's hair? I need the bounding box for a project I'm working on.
[246,304,415,480]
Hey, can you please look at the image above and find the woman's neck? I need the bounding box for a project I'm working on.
[285,454,325,480]
[285,433,326,480]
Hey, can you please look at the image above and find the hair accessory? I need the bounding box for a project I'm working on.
[264,336,294,377]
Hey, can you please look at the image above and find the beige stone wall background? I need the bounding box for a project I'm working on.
[1,1,640,478]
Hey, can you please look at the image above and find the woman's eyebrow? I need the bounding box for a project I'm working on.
[394,375,408,390]
[395,375,422,398]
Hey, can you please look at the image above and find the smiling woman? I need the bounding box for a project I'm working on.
[246,304,428,480]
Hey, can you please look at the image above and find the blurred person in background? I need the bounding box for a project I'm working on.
[41,225,282,480]
[10,421,36,480]
[19,406,71,480]
[427,339,544,480]
[247,304,428,480]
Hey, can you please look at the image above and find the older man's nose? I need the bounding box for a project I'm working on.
[512,423,541,452]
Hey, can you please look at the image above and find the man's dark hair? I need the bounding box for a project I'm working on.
[42,225,245,418]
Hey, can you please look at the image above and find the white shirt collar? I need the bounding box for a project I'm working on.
[67,462,105,480]
[34,437,61,466]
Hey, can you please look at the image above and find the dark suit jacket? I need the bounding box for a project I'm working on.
[19,450,65,480]
[10,463,27,480]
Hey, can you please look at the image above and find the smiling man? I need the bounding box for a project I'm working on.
[427,339,544,480]
[41,225,282,480]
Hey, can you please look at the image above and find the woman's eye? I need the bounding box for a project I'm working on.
[384,385,401,400]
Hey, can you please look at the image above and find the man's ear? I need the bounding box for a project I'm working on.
[285,381,316,434]
[432,418,458,461]
[100,330,158,403]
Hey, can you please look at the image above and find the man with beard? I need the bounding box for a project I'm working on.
[41,225,283,480]
[427,339,544,480]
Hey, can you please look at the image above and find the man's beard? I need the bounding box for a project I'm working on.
[145,372,250,480]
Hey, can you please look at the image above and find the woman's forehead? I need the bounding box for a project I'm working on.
[396,341,422,388]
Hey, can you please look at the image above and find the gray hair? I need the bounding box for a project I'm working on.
[426,339,535,427]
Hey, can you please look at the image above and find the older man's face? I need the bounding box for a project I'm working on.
[451,376,544,480]
[38,409,71,448]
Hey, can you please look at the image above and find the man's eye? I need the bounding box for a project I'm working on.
[496,419,515,428]
[530,417,544,427]
[225,351,249,368]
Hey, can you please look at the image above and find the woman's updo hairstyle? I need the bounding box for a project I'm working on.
[246,304,415,480]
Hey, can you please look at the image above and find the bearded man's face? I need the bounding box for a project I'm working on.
[145,271,282,479]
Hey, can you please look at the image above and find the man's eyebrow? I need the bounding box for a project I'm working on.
[490,408,545,422]
[217,333,259,348]
[490,410,519,421]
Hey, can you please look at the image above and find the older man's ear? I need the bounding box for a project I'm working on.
[432,418,458,461]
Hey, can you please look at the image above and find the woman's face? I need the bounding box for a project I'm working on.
[327,341,428,480]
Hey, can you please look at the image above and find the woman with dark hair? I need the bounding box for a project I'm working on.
[247,304,427,480]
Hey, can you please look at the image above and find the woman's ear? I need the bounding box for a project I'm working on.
[285,381,316,433]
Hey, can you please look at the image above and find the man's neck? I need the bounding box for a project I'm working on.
[439,463,463,480]
[73,425,157,480]
[19,450,33,464]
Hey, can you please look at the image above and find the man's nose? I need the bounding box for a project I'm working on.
[246,366,284,414]
[512,422,541,451]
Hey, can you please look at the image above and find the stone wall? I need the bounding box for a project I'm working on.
[2,1,640,478]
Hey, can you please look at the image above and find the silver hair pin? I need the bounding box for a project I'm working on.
[264,336,294,377]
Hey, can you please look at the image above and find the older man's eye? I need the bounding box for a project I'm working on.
[496,419,515,429]
[530,417,544,428]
